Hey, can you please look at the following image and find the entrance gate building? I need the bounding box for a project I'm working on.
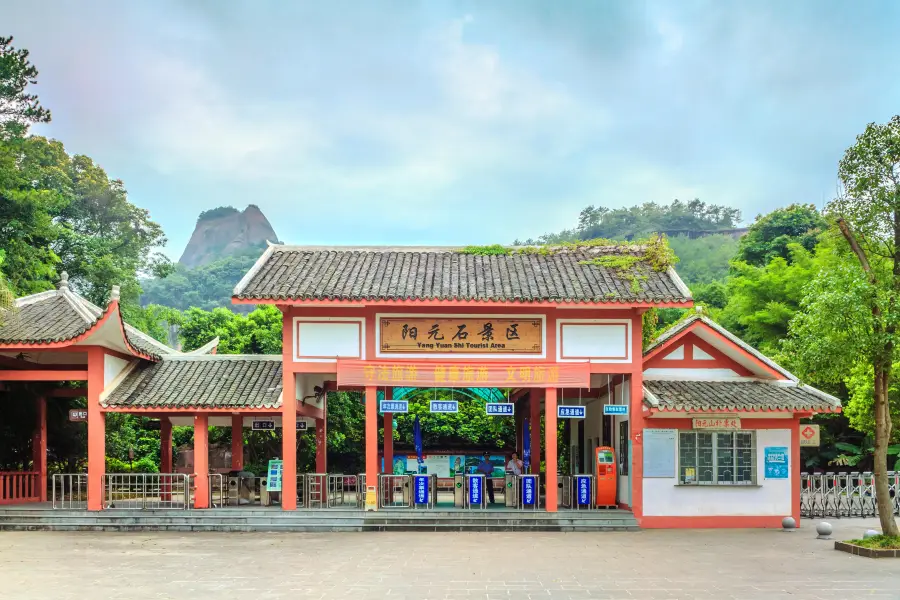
[0,244,843,527]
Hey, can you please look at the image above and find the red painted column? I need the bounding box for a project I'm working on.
[281,308,298,510]
[160,418,173,502]
[315,418,327,473]
[792,415,801,526]
[383,412,393,474]
[193,414,209,509]
[86,347,106,511]
[32,396,47,502]
[630,312,645,520]
[530,390,541,473]
[545,387,558,512]
[231,414,243,471]
[365,386,378,491]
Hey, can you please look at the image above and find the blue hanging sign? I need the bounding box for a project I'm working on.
[252,419,276,431]
[429,400,459,413]
[413,475,429,504]
[379,400,408,413]
[764,446,789,479]
[469,475,483,505]
[575,475,591,505]
[486,403,514,416]
[603,404,628,416]
[558,405,586,419]
[521,476,536,506]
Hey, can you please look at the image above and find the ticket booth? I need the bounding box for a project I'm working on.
[595,446,617,508]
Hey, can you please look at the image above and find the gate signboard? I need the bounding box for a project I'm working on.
[68,409,88,422]
[252,419,276,431]
[267,459,283,492]
[522,476,536,506]
[469,475,483,505]
[430,400,459,413]
[380,316,543,355]
[575,476,591,505]
[486,403,514,416]
[558,405,586,419]
[413,475,429,505]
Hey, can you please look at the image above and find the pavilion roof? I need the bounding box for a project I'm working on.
[0,275,186,360]
[101,354,283,409]
[233,244,692,305]
[643,380,841,413]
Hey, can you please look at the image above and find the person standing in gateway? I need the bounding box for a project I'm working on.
[507,452,523,476]
[476,453,496,504]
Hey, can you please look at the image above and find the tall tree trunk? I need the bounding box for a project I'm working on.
[873,365,899,536]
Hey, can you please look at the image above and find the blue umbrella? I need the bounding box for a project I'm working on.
[413,415,424,471]
[523,417,531,473]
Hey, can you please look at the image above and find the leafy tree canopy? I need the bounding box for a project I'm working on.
[734,203,827,267]
[0,36,51,138]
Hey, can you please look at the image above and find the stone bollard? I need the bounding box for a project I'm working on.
[816,522,832,540]
[782,516,796,532]
[863,529,880,539]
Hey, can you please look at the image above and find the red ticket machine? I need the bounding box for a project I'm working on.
[595,446,617,508]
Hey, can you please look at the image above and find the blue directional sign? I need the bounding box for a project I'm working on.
[575,476,591,505]
[557,405,586,419]
[521,476,536,506]
[413,475,429,504]
[379,400,408,413]
[469,475,483,505]
[486,403,514,416]
[429,400,459,413]
[603,404,628,416]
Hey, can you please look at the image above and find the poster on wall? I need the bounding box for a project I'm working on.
[764,446,789,479]
[642,429,676,478]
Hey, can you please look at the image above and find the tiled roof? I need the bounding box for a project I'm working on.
[0,293,95,343]
[233,245,692,304]
[102,355,283,409]
[0,278,180,360]
[643,380,841,413]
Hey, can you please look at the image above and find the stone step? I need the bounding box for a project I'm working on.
[0,522,640,533]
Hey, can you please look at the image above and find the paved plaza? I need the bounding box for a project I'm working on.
[1,519,898,600]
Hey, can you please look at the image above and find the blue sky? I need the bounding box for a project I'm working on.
[3,1,900,258]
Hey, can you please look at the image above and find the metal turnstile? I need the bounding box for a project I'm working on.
[453,474,466,507]
[379,474,411,508]
[305,473,327,508]
[504,472,518,507]
[557,474,572,509]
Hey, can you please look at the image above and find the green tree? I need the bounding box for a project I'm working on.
[735,204,827,267]
[177,305,281,354]
[0,36,51,138]
[668,234,739,286]
[787,116,900,536]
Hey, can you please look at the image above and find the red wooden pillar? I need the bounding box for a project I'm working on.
[545,388,558,512]
[629,311,645,519]
[193,414,209,509]
[365,386,378,491]
[530,390,541,474]
[32,395,47,502]
[160,417,173,502]
[383,412,393,475]
[792,415,801,526]
[86,347,106,511]
[315,416,327,473]
[281,309,297,510]
[231,414,243,471]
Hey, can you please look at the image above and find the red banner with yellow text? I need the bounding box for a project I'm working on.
[337,360,590,388]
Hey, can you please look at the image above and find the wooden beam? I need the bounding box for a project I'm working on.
[0,370,89,381]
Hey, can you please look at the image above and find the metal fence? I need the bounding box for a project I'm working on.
[105,473,191,509]
[800,471,900,518]
[51,474,87,509]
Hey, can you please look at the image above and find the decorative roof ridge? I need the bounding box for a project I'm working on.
[186,337,220,355]
[13,289,60,308]
[644,311,796,382]
[160,354,283,361]
[233,242,277,297]
[67,290,179,356]
[264,243,649,254]
[99,359,141,406]
[59,288,100,324]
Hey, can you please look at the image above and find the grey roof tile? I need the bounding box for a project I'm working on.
[643,380,840,413]
[0,294,93,343]
[103,355,283,409]
[234,246,692,304]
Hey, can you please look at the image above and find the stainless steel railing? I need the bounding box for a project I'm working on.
[800,471,898,518]
[105,473,191,510]
[51,474,87,509]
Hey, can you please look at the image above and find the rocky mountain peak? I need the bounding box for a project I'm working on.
[178,205,280,268]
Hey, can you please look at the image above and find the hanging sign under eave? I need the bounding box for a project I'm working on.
[336,359,590,388]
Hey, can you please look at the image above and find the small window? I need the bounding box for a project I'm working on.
[679,431,756,485]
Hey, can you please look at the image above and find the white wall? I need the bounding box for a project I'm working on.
[294,318,364,362]
[103,354,130,386]
[642,428,792,516]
